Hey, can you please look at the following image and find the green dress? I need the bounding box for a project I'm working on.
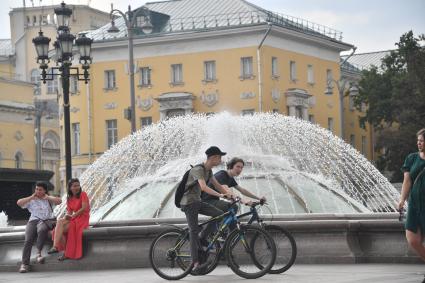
[402,152,425,234]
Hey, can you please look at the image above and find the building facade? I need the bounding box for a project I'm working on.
[0,3,111,193]
[61,0,372,179]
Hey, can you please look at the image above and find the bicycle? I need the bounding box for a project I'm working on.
[241,199,297,274]
[149,197,276,280]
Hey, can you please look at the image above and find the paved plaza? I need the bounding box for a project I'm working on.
[1,264,424,283]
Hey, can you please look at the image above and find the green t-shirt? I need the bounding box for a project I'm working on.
[180,164,212,206]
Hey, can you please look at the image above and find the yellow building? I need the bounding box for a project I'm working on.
[61,0,371,178]
[0,3,111,192]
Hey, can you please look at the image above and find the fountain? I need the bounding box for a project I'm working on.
[1,113,415,271]
[58,112,399,223]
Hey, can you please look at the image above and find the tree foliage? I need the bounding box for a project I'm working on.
[355,31,425,181]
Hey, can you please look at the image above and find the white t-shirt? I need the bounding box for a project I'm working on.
[23,198,54,221]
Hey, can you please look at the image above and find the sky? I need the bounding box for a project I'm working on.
[0,0,424,54]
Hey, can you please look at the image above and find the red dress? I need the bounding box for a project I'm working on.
[57,191,90,259]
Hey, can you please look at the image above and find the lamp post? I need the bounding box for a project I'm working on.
[32,2,93,184]
[25,101,54,170]
[107,4,153,133]
[325,80,359,139]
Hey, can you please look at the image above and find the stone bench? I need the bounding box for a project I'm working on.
[0,214,420,272]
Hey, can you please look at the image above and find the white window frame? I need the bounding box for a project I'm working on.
[307,64,314,84]
[171,64,183,84]
[70,75,79,94]
[290,61,297,81]
[241,109,255,116]
[328,117,334,133]
[271,57,278,77]
[106,119,118,149]
[104,70,116,89]
[140,116,152,128]
[361,136,367,155]
[46,68,59,94]
[240,57,253,78]
[72,122,80,155]
[139,67,151,86]
[204,61,216,81]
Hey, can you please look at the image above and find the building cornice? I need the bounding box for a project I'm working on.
[92,23,352,53]
[0,77,35,87]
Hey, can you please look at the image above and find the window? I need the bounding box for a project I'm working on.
[290,61,296,81]
[140,116,152,128]
[240,57,253,78]
[241,109,255,116]
[104,70,116,89]
[171,64,183,84]
[106,120,118,149]
[295,106,303,119]
[15,152,23,169]
[350,134,355,147]
[72,123,80,155]
[327,117,334,133]
[326,68,333,84]
[308,114,315,123]
[273,109,279,113]
[307,65,314,84]
[204,61,216,81]
[30,69,40,86]
[70,75,79,94]
[46,68,58,94]
[361,136,367,155]
[139,67,151,86]
[271,57,278,77]
[349,95,355,111]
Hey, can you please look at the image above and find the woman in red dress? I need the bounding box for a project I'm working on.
[48,178,90,260]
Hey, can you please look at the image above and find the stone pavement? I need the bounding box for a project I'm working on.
[1,264,424,283]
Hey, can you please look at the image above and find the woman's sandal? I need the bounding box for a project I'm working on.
[57,255,68,261]
[47,247,58,254]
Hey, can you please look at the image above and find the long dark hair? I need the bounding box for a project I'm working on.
[67,178,81,199]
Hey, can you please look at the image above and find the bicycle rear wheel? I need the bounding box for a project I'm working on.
[263,225,297,273]
[225,225,276,279]
[149,228,192,280]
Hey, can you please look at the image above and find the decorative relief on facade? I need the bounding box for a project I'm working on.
[240,92,255,99]
[271,89,280,103]
[14,131,23,141]
[104,103,117,110]
[70,107,80,113]
[200,91,219,107]
[137,96,153,111]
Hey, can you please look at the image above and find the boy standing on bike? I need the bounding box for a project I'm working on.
[203,157,266,213]
[179,146,232,273]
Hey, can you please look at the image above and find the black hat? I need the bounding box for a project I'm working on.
[205,146,226,157]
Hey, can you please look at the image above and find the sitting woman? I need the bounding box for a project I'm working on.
[48,178,90,260]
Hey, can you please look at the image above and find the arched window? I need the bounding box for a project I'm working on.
[15,152,23,169]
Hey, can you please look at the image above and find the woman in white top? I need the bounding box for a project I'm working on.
[16,182,61,273]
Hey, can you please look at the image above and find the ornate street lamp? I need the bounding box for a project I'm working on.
[32,1,93,184]
[108,4,153,133]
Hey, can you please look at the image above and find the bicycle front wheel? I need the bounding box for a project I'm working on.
[149,228,192,280]
[224,225,276,279]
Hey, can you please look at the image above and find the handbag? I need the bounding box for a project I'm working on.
[36,199,57,230]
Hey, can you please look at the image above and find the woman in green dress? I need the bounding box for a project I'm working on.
[398,128,425,261]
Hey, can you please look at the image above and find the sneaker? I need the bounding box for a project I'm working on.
[19,264,29,273]
[191,261,209,276]
[36,254,45,264]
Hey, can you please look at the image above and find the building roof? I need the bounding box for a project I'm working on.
[0,39,13,57]
[86,0,344,44]
[341,50,392,70]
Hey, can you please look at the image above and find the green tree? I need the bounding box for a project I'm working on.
[355,31,425,182]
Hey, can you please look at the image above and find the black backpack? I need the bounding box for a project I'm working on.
[174,164,205,208]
